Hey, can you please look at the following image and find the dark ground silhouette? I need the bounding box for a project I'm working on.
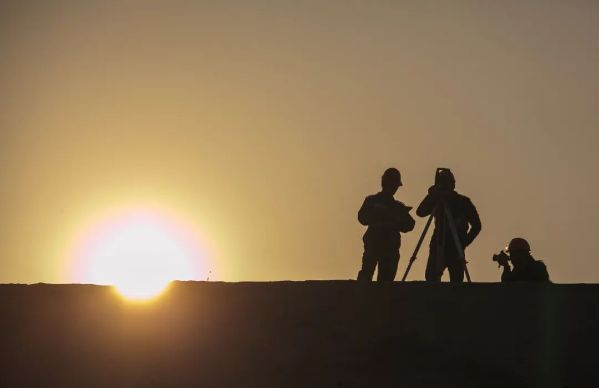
[0,281,597,388]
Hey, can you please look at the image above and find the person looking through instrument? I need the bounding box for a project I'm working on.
[416,168,481,283]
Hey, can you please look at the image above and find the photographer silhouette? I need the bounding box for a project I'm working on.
[495,238,550,282]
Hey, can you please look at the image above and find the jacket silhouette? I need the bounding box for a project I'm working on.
[502,258,549,282]
[357,168,415,281]
[416,170,481,282]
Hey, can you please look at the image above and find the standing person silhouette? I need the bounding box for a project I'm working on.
[357,168,415,282]
[416,169,481,283]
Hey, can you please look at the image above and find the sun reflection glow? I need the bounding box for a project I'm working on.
[70,206,209,301]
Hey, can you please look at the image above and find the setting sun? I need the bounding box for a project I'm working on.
[70,206,209,301]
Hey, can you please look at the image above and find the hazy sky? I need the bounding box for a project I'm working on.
[1,0,598,284]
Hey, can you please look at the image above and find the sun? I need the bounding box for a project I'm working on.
[71,206,208,301]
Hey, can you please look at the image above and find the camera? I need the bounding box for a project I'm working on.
[492,250,510,267]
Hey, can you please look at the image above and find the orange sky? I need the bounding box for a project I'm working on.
[1,1,598,283]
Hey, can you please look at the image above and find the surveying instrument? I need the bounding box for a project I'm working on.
[401,168,472,282]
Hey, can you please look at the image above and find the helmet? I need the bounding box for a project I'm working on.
[382,168,402,186]
[507,238,530,253]
[435,168,455,189]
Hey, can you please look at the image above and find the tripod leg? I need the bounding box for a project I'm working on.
[442,204,472,283]
[437,216,447,277]
[401,210,435,282]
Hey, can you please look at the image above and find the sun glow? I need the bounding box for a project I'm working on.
[70,206,210,301]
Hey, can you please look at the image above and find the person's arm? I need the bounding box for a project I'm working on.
[501,264,514,282]
[357,198,372,226]
[464,198,481,247]
[394,203,415,233]
[416,186,437,217]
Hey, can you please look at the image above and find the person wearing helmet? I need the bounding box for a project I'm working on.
[498,238,550,282]
[416,169,481,283]
[357,168,416,281]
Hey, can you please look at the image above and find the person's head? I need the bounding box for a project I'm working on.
[507,237,532,266]
[381,168,402,195]
[435,169,456,191]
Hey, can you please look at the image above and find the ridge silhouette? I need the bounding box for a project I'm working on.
[0,282,596,388]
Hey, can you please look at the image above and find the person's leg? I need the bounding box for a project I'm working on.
[447,255,465,283]
[425,243,443,282]
[357,249,378,281]
[377,252,400,281]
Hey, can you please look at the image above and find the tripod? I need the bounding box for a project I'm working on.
[401,198,472,282]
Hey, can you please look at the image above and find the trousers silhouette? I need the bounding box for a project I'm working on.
[424,241,464,282]
[358,244,400,281]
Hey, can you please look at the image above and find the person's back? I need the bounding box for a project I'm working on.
[502,256,550,282]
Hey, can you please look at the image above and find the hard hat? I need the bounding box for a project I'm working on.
[436,168,455,186]
[382,168,402,186]
[507,238,531,253]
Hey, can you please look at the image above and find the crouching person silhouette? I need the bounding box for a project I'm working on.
[357,168,415,282]
[493,238,550,282]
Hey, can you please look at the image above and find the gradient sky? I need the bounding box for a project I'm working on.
[1,0,598,284]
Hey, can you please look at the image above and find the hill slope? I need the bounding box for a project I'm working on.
[0,281,597,387]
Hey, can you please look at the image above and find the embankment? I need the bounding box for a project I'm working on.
[0,281,597,387]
